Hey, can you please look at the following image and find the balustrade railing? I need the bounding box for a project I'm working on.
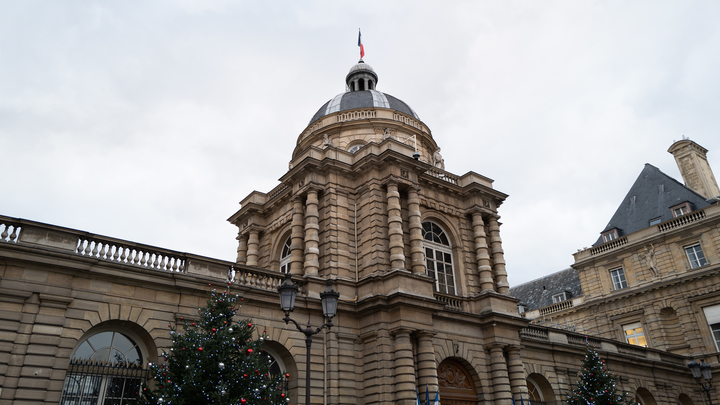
[76,238,185,272]
[589,236,628,256]
[434,292,462,311]
[231,267,286,293]
[658,210,706,232]
[0,222,21,243]
[520,326,549,341]
[425,167,459,185]
[538,299,573,316]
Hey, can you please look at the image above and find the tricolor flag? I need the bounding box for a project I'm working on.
[425,385,429,405]
[358,29,365,58]
[433,389,440,405]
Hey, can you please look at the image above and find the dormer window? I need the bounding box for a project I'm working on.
[671,202,691,217]
[602,229,619,243]
[649,217,662,226]
[552,292,569,304]
[518,304,527,314]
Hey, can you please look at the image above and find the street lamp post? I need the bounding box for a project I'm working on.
[277,273,339,405]
[688,359,713,405]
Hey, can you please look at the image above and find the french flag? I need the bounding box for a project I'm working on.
[358,29,365,58]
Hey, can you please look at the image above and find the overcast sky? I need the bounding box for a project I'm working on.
[2,1,719,287]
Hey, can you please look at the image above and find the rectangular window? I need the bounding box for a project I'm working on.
[703,305,720,351]
[602,230,618,243]
[552,292,567,304]
[649,217,661,226]
[671,203,690,218]
[610,268,627,290]
[685,244,708,269]
[623,322,647,347]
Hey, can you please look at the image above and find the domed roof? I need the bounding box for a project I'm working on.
[308,60,420,125]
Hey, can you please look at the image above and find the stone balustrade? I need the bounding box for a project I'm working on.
[520,324,687,365]
[574,203,720,262]
[425,167,459,185]
[434,292,463,311]
[0,220,22,243]
[0,214,294,295]
[538,299,574,316]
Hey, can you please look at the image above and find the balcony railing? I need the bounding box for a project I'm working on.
[538,299,574,316]
[0,215,290,295]
[658,210,706,232]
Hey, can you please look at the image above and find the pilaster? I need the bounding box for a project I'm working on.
[408,187,425,275]
[304,189,320,276]
[392,329,416,405]
[488,344,512,403]
[290,197,305,275]
[488,216,509,294]
[416,331,438,394]
[472,212,494,292]
[387,182,406,271]
[507,345,527,400]
[246,229,260,266]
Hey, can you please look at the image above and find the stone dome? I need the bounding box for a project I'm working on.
[308,60,420,125]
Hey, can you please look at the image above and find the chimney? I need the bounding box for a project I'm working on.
[668,139,720,199]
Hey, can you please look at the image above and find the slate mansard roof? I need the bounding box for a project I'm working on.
[509,268,582,311]
[593,164,713,246]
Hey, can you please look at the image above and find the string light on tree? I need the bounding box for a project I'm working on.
[566,340,639,405]
[139,278,288,405]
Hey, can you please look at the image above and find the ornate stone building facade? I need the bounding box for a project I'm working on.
[0,61,706,405]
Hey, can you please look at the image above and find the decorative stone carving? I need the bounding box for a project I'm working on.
[438,363,471,389]
[641,244,659,277]
[432,148,445,170]
[382,127,395,140]
[322,133,334,148]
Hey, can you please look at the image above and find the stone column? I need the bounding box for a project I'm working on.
[472,212,494,292]
[392,329,416,404]
[387,182,406,271]
[246,230,259,266]
[488,216,509,294]
[507,345,527,400]
[416,332,438,393]
[304,189,320,276]
[408,187,425,275]
[488,344,512,403]
[290,197,305,275]
[235,233,248,264]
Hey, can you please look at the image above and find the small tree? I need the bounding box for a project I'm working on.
[566,342,638,405]
[140,285,288,405]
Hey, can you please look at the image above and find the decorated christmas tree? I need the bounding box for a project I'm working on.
[566,342,637,405]
[140,284,288,405]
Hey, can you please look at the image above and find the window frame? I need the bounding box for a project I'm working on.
[551,292,568,304]
[279,236,292,274]
[422,221,457,296]
[671,202,691,218]
[622,322,648,347]
[684,243,708,269]
[602,229,619,243]
[609,267,627,290]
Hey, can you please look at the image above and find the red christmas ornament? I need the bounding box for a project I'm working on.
[243,373,248,378]
[285,373,290,378]
[248,323,252,327]
[199,347,203,352]
[192,323,196,326]
[281,394,286,398]
[181,316,184,320]
[208,283,211,286]
[212,328,217,332]
[240,400,246,405]
[247,348,254,355]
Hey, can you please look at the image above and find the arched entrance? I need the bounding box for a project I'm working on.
[437,358,478,405]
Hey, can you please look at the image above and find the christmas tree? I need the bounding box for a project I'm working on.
[140,284,288,405]
[566,342,637,405]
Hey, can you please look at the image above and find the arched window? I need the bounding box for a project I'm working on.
[422,221,456,295]
[348,144,364,154]
[61,331,148,405]
[279,236,291,274]
[260,344,290,397]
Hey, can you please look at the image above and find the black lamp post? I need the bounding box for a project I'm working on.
[277,273,339,405]
[688,359,713,405]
